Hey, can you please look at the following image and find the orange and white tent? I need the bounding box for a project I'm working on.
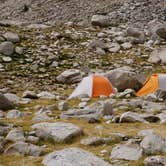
[136,74,166,96]
[69,75,116,99]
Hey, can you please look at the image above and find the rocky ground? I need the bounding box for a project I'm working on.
[0,0,166,166]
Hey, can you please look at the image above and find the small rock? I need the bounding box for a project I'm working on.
[7,109,22,119]
[2,56,12,62]
[27,136,39,144]
[138,129,154,137]
[0,41,14,56]
[110,144,142,161]
[4,93,20,104]
[108,43,121,53]
[15,47,24,55]
[37,91,56,99]
[91,15,110,27]
[58,101,68,111]
[156,25,166,40]
[80,137,104,146]
[0,125,11,136]
[3,32,20,43]
[121,42,132,49]
[6,128,25,142]
[0,93,14,111]
[22,90,38,99]
[56,69,82,84]
[79,102,87,108]
[144,155,166,166]
[32,113,53,122]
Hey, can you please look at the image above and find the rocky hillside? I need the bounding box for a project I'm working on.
[0,0,165,26]
[0,0,166,166]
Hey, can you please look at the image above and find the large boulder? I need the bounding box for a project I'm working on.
[0,93,14,111]
[31,122,83,142]
[104,68,144,91]
[56,69,82,84]
[140,134,166,155]
[148,46,166,64]
[144,156,166,166]
[42,147,111,166]
[0,41,14,56]
[156,25,166,40]
[110,144,142,161]
[4,142,43,156]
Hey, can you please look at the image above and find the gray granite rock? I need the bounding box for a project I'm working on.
[5,142,43,156]
[120,111,147,123]
[32,122,83,142]
[0,93,14,111]
[148,46,166,64]
[22,90,38,99]
[91,15,111,27]
[58,101,69,111]
[80,137,104,146]
[138,129,154,137]
[42,147,111,166]
[6,128,25,142]
[0,41,14,56]
[56,69,82,84]
[37,91,56,99]
[140,134,166,155]
[6,110,22,119]
[144,155,166,166]
[3,32,20,43]
[104,68,144,91]
[110,144,142,161]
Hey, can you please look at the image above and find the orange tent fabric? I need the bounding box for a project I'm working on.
[92,75,114,97]
[136,74,159,96]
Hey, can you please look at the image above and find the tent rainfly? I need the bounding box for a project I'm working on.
[69,75,116,99]
[136,74,166,96]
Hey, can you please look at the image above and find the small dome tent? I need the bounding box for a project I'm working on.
[136,74,166,96]
[69,75,116,99]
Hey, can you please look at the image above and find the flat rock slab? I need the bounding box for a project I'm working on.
[32,122,83,142]
[4,142,43,156]
[60,108,100,121]
[42,147,111,166]
[110,144,142,161]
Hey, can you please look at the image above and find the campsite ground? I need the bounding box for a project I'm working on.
[0,0,166,165]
